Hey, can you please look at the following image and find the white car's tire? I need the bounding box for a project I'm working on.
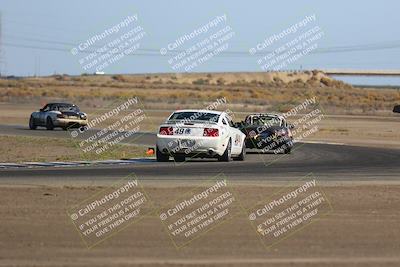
[156,146,169,162]
[173,155,185,162]
[234,142,246,161]
[218,139,232,162]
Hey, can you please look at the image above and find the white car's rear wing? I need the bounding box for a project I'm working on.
[164,120,218,126]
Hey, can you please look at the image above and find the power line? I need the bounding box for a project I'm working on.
[2,15,400,57]
[3,39,400,58]
[3,17,92,37]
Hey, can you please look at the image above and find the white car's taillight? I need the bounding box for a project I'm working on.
[159,126,173,135]
[203,128,219,137]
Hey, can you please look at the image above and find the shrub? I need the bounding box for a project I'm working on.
[192,78,209,85]
[112,75,126,82]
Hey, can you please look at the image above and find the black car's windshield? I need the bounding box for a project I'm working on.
[168,112,219,123]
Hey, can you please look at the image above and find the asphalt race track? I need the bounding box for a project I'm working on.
[0,124,154,146]
[0,123,399,183]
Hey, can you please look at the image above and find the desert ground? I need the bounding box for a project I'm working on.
[1,183,400,267]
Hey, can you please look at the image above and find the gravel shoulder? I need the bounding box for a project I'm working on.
[0,184,399,267]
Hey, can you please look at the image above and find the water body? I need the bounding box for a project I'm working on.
[331,75,400,88]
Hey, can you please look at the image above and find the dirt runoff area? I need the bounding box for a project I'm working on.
[1,182,399,267]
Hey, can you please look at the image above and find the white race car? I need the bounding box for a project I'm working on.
[156,110,246,162]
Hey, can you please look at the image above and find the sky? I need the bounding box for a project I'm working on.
[0,0,400,76]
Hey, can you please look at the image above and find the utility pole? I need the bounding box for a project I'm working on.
[0,11,6,77]
[34,56,37,77]
[34,55,40,77]
[0,11,2,77]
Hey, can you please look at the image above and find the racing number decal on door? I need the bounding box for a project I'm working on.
[234,134,241,146]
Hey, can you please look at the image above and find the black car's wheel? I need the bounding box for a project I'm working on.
[46,117,54,130]
[284,139,294,154]
[218,139,232,162]
[156,146,169,162]
[235,142,246,161]
[29,116,37,130]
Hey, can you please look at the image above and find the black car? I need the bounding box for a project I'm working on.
[236,113,294,154]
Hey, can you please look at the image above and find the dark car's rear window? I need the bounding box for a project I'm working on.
[57,105,80,112]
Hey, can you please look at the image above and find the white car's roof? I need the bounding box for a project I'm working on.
[173,109,224,115]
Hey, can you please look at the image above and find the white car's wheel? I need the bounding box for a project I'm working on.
[156,146,169,162]
[173,155,185,162]
[235,142,246,161]
[218,139,232,162]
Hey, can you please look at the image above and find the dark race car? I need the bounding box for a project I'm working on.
[236,113,294,154]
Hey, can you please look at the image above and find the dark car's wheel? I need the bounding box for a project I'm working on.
[156,146,169,162]
[284,146,291,154]
[235,142,246,161]
[46,117,54,130]
[29,116,37,130]
[218,139,232,162]
[284,139,294,154]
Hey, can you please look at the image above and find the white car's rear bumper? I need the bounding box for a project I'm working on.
[156,135,227,157]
